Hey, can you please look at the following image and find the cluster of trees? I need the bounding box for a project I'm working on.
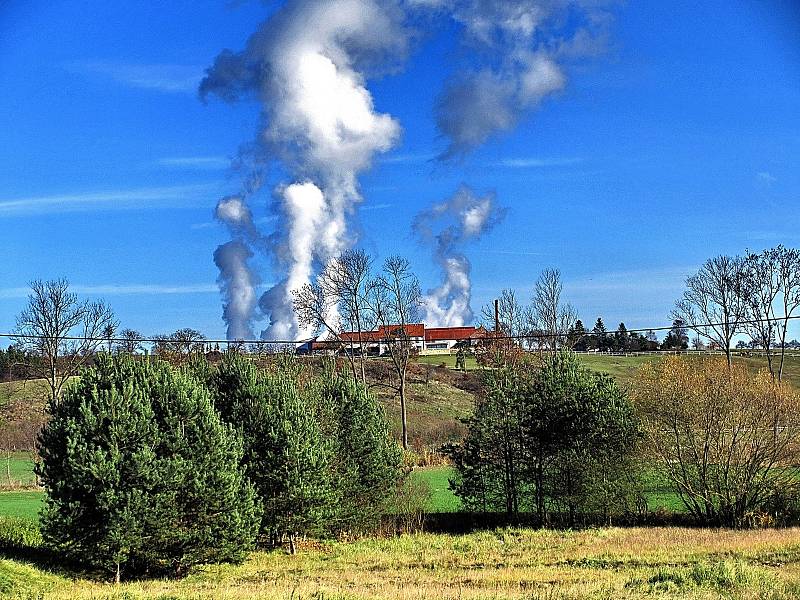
[480,269,576,350]
[37,354,402,580]
[449,352,641,525]
[673,245,800,379]
[293,251,423,449]
[568,319,662,352]
[481,271,686,352]
[450,349,800,527]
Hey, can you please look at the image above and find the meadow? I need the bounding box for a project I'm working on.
[2,352,800,598]
[3,524,800,598]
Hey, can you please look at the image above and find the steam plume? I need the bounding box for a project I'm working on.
[202,0,613,339]
[213,194,260,339]
[414,185,506,326]
[202,0,406,340]
[213,241,258,340]
[433,0,610,159]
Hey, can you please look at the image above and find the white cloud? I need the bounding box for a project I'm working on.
[756,171,777,184]
[494,157,582,168]
[360,202,393,211]
[379,152,434,164]
[158,156,231,170]
[0,283,219,300]
[0,184,216,216]
[67,60,204,93]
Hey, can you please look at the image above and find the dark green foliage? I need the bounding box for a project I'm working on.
[205,356,335,544]
[591,318,611,351]
[450,351,641,525]
[37,355,259,579]
[206,355,402,543]
[314,367,403,531]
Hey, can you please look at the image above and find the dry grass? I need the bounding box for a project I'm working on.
[3,527,800,599]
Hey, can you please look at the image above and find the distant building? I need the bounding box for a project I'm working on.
[297,323,493,356]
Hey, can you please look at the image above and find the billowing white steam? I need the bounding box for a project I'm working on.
[414,185,506,326]
[202,0,611,339]
[213,195,260,339]
[202,0,405,340]
[213,241,258,340]
[434,0,607,158]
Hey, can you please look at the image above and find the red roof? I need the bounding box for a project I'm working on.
[378,323,425,338]
[339,330,383,342]
[338,324,425,342]
[425,326,490,342]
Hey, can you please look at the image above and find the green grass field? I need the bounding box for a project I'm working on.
[0,453,36,489]
[0,491,42,521]
[3,526,800,598]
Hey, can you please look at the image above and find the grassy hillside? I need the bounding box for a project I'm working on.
[3,526,800,598]
[580,352,800,389]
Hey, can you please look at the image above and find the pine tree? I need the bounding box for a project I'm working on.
[614,323,630,352]
[570,320,588,351]
[592,318,611,351]
[315,368,403,532]
[207,355,338,547]
[37,355,259,580]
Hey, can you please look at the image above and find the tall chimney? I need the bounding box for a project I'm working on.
[494,299,500,333]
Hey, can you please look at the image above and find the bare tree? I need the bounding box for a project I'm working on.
[743,246,800,381]
[293,249,376,384]
[742,249,781,376]
[321,249,375,385]
[672,255,747,367]
[367,256,422,450]
[115,329,145,355]
[529,269,578,351]
[102,322,116,354]
[634,356,800,526]
[293,279,359,379]
[773,246,800,381]
[170,328,206,355]
[13,278,116,406]
[480,288,525,339]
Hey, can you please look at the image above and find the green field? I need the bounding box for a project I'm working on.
[411,467,461,512]
[3,525,800,598]
[0,491,42,521]
[0,453,36,489]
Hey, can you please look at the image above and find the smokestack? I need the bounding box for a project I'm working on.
[494,299,499,334]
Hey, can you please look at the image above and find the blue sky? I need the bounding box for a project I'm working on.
[1,0,799,342]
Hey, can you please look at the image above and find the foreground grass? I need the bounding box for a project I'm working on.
[0,493,42,522]
[2,527,800,598]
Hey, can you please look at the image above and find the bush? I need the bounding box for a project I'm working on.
[0,517,42,553]
[37,355,259,580]
[633,356,800,526]
[205,355,403,545]
[449,351,640,525]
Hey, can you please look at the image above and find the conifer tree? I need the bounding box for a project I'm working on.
[315,367,403,531]
[37,355,259,580]
[207,355,337,547]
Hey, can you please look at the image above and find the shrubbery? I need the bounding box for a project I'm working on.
[449,351,642,525]
[633,356,800,527]
[202,355,403,548]
[37,356,260,580]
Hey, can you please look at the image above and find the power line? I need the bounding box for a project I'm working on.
[2,314,800,346]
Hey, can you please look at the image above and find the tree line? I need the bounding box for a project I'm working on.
[37,353,403,580]
[449,349,800,529]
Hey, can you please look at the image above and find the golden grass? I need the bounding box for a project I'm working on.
[4,527,800,599]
